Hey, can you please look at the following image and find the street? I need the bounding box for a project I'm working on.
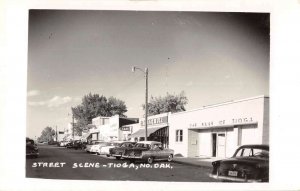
[26,144,217,182]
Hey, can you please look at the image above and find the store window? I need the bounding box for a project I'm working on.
[176,130,183,142]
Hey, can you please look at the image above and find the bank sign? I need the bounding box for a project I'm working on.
[189,117,257,129]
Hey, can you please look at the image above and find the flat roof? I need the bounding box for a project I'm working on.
[172,95,269,116]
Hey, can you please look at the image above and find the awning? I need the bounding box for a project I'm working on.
[129,126,165,138]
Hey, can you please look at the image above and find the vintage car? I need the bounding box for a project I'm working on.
[26,137,39,158]
[98,141,134,157]
[209,144,269,182]
[59,141,70,147]
[73,140,87,150]
[122,141,174,164]
[85,141,102,152]
[92,142,110,153]
[110,141,136,159]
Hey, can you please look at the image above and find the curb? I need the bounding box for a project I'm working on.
[172,158,213,169]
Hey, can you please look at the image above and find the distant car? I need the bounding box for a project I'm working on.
[26,138,39,158]
[209,144,269,182]
[85,141,104,153]
[110,141,136,159]
[48,140,58,145]
[65,141,74,148]
[73,140,87,150]
[122,141,174,164]
[59,141,70,147]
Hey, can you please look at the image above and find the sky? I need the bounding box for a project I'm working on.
[27,10,269,138]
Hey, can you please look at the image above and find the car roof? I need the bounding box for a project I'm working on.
[238,144,269,150]
[137,141,161,144]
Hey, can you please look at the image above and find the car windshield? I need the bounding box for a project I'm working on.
[234,147,269,158]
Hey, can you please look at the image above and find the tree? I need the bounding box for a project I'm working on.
[143,91,188,115]
[71,93,128,134]
[38,126,56,142]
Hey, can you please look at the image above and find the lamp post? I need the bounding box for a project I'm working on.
[132,66,148,141]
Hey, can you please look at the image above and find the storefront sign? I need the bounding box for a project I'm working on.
[189,117,255,129]
[141,116,168,126]
[120,126,131,131]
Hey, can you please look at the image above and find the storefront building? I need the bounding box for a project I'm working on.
[86,115,139,142]
[129,112,170,148]
[169,96,269,158]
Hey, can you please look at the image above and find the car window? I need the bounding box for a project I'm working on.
[153,144,162,150]
[235,147,269,158]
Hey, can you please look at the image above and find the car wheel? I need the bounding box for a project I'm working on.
[116,156,121,160]
[147,157,154,164]
[167,154,173,162]
[106,154,111,157]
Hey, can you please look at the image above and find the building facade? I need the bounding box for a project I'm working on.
[169,96,269,158]
[87,115,139,142]
[129,112,170,148]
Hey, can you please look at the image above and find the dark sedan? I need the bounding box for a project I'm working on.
[26,138,39,158]
[209,144,269,182]
[110,142,136,159]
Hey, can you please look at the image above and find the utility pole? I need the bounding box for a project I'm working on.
[132,66,149,141]
[145,68,148,141]
[72,114,75,140]
[56,125,58,142]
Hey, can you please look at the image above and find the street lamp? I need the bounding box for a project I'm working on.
[132,66,149,141]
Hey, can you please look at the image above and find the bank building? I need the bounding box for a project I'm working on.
[168,95,269,158]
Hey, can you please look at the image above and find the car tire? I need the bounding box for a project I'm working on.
[167,154,173,162]
[106,154,111,157]
[97,152,100,155]
[116,156,121,160]
[147,157,154,164]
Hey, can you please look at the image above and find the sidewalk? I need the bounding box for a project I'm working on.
[173,156,223,168]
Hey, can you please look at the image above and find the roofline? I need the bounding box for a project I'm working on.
[172,95,269,116]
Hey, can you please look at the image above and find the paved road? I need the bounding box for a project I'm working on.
[26,144,217,182]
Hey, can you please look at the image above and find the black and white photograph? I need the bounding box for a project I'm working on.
[1,1,300,191]
[26,10,269,182]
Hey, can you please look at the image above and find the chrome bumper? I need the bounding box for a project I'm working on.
[122,155,143,159]
[209,174,262,183]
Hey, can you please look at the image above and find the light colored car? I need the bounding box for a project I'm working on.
[97,141,125,156]
[59,141,70,147]
[122,141,174,164]
[85,141,104,153]
[89,142,109,153]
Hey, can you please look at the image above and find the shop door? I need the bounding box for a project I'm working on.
[217,133,226,158]
[212,133,217,157]
[188,130,199,157]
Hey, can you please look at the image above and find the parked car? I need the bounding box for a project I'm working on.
[85,141,104,153]
[59,141,70,147]
[48,140,58,145]
[65,141,74,148]
[110,141,136,159]
[92,142,110,154]
[98,141,133,156]
[26,138,39,158]
[73,140,87,150]
[122,141,174,164]
[209,144,269,182]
